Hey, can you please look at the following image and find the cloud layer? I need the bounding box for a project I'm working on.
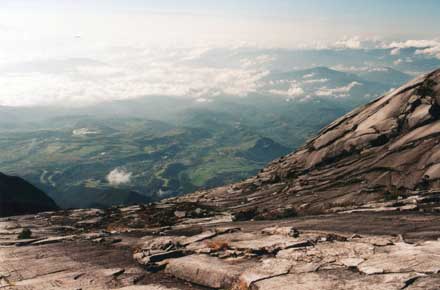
[106,168,132,186]
[1,37,440,107]
[315,82,362,98]
[0,48,270,107]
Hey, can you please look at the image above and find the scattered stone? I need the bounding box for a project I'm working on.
[77,216,103,226]
[128,217,145,228]
[215,226,241,234]
[181,230,217,246]
[134,250,185,266]
[340,257,364,267]
[81,232,109,240]
[289,228,300,238]
[174,211,186,218]
[102,268,125,277]
[30,235,76,245]
[73,273,85,280]
[115,285,181,290]
[0,238,41,246]
[227,233,312,254]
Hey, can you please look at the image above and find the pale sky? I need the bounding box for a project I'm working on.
[2,0,439,49]
[0,0,439,106]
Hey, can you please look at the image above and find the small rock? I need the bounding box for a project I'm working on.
[289,228,300,238]
[31,235,76,245]
[134,250,185,266]
[102,268,125,277]
[181,230,217,246]
[341,257,364,267]
[92,238,105,243]
[165,255,244,289]
[77,217,103,226]
[174,211,186,218]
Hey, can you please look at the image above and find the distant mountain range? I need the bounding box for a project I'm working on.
[192,47,440,75]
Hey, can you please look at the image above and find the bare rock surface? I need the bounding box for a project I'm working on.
[115,286,181,290]
[251,272,417,290]
[0,207,213,290]
[358,240,440,274]
[3,205,440,289]
[405,275,440,290]
[165,255,245,289]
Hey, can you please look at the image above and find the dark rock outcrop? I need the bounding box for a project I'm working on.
[174,68,440,216]
[0,172,59,217]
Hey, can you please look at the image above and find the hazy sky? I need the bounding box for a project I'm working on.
[0,0,439,106]
[1,0,439,48]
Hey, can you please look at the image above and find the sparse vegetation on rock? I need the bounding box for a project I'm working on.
[17,228,32,239]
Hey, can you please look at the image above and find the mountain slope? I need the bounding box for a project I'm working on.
[0,172,59,217]
[177,68,440,216]
[356,67,411,86]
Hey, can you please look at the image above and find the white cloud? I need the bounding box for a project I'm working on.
[287,85,305,96]
[334,37,362,49]
[416,46,440,59]
[388,39,440,49]
[315,81,362,98]
[269,83,304,97]
[0,48,270,107]
[364,67,390,72]
[387,39,440,59]
[72,128,99,136]
[106,168,132,186]
[195,97,212,103]
[240,54,276,68]
[2,36,440,108]
[390,48,400,55]
[330,65,391,73]
[328,38,440,54]
[302,78,328,84]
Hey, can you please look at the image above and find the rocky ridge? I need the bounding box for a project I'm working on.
[174,69,440,217]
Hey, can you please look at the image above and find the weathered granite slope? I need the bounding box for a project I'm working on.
[174,69,440,217]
